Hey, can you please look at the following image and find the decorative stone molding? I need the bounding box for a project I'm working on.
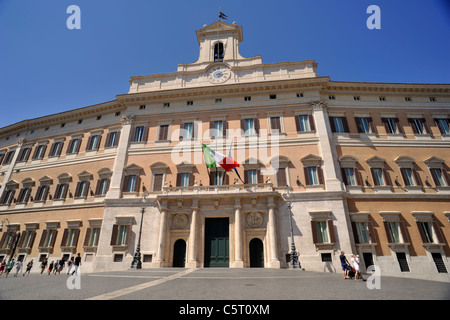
[247,212,263,228]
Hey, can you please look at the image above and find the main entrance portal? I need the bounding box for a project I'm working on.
[204,218,229,267]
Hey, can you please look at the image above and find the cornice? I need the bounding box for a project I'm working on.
[325,81,450,94]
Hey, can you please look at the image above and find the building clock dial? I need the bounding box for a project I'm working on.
[207,65,231,84]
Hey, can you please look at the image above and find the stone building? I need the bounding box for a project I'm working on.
[0,20,449,281]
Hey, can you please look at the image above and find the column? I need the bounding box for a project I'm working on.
[187,200,199,268]
[267,197,280,268]
[105,114,134,199]
[234,198,244,268]
[311,101,345,192]
[155,204,168,267]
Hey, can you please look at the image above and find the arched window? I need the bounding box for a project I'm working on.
[214,42,224,62]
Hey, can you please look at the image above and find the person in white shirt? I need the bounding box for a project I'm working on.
[351,254,362,281]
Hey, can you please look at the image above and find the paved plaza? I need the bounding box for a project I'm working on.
[0,268,449,301]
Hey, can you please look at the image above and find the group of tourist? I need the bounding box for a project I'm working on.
[339,251,365,281]
[0,253,81,278]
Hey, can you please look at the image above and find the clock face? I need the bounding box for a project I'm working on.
[207,66,231,84]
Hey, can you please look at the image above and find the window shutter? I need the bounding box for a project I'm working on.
[351,222,360,244]
[0,233,7,248]
[383,222,393,243]
[244,170,249,185]
[311,221,318,244]
[370,168,377,186]
[176,173,182,187]
[327,220,336,243]
[317,166,324,185]
[398,221,410,243]
[95,228,101,246]
[341,168,348,185]
[209,121,215,138]
[442,169,450,186]
[368,117,377,134]
[295,115,301,132]
[432,221,445,244]
[416,221,428,243]
[400,168,408,186]
[49,230,58,248]
[17,189,25,203]
[61,229,69,247]
[277,168,287,187]
[381,118,390,133]
[153,174,163,191]
[383,168,392,186]
[308,114,316,131]
[62,184,69,199]
[134,176,141,193]
[422,119,431,135]
[408,119,418,134]
[209,171,215,186]
[110,224,119,246]
[34,187,43,200]
[412,169,422,186]
[179,123,185,141]
[86,136,93,151]
[329,117,336,133]
[304,167,310,185]
[354,168,362,185]
[42,186,49,202]
[254,117,260,135]
[223,120,228,137]
[72,229,80,248]
[95,180,102,195]
[24,188,31,203]
[125,225,132,246]
[224,173,229,185]
[39,230,47,248]
[367,221,378,244]
[355,118,363,133]
[54,184,61,199]
[257,169,263,184]
[189,173,195,187]
[28,231,36,249]
[142,126,149,142]
[66,139,74,154]
[240,119,246,133]
[84,228,92,247]
[122,176,130,192]
[114,132,120,147]
[74,182,81,198]
[56,143,63,156]
[342,117,350,133]
[17,231,26,248]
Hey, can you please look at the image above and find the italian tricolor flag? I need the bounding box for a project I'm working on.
[202,144,239,172]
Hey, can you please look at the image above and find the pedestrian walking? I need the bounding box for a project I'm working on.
[66,257,74,275]
[40,258,47,275]
[0,258,6,278]
[23,260,33,276]
[48,261,54,275]
[53,260,59,275]
[351,254,364,281]
[13,260,23,277]
[71,253,81,276]
[5,259,15,278]
[57,258,65,274]
[339,251,351,279]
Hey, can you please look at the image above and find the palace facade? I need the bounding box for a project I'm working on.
[0,20,449,281]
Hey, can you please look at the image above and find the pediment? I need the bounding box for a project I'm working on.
[424,156,445,164]
[196,20,243,44]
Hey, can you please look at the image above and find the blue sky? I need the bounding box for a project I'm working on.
[0,0,449,128]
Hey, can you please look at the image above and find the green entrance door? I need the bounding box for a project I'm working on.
[204,218,229,267]
[249,238,264,268]
[173,239,186,267]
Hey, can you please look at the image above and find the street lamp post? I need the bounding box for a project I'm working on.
[284,190,301,269]
[131,191,149,269]
[0,218,19,264]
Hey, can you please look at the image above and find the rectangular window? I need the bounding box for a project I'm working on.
[245,119,256,135]
[356,222,370,244]
[89,228,100,247]
[44,230,54,248]
[158,124,169,141]
[307,167,319,185]
[213,121,224,137]
[106,132,119,148]
[356,117,374,134]
[4,151,15,164]
[87,135,101,151]
[117,225,128,246]
[401,168,416,186]
[18,148,31,162]
[96,178,110,195]
[152,174,164,191]
[418,222,434,243]
[344,168,357,186]
[54,183,68,200]
[34,145,46,159]
[76,181,90,198]
[430,168,448,187]
[1,190,15,205]
[183,123,194,140]
[435,118,450,135]
[297,115,310,132]
[383,118,399,134]
[387,222,400,243]
[17,188,31,203]
[247,170,258,184]
[316,221,329,243]
[35,186,49,202]
[50,142,63,157]
[210,171,224,186]
[409,118,429,135]
[330,117,348,133]
[67,139,81,154]
[269,116,281,133]
[127,175,137,192]
[276,167,287,187]
[180,173,190,187]
[134,126,145,142]
[372,168,385,186]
